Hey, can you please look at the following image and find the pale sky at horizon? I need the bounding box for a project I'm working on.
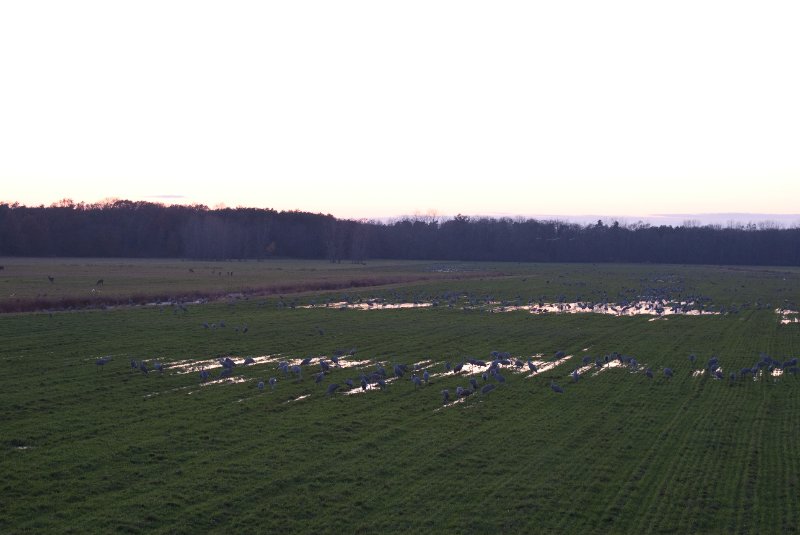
[1,1,799,221]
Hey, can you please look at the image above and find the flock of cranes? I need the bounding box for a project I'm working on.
[84,284,798,405]
[97,346,799,408]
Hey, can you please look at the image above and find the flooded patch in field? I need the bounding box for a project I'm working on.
[342,377,399,394]
[422,354,572,382]
[170,355,280,374]
[434,397,467,411]
[490,300,718,318]
[168,354,371,375]
[145,384,194,398]
[284,357,372,370]
[458,362,490,375]
[426,369,459,381]
[689,367,789,381]
[777,309,800,324]
[304,301,433,310]
[691,368,729,379]
[148,376,252,398]
[520,355,573,378]
[575,359,628,376]
[200,376,250,387]
[427,361,496,380]
[300,297,725,319]
[146,299,205,307]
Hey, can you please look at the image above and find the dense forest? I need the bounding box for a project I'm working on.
[1,200,798,266]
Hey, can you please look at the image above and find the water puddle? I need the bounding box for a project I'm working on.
[490,300,718,318]
[304,301,433,310]
[423,354,572,382]
[145,299,205,307]
[168,354,370,375]
[777,309,800,324]
[433,397,467,411]
[690,367,787,381]
[301,298,724,318]
[574,359,629,377]
[148,348,797,404]
[144,384,195,398]
[519,355,573,378]
[284,357,373,370]
[342,376,399,395]
[147,376,252,398]
[170,355,280,374]
[200,376,250,387]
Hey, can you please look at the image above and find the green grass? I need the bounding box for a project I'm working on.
[0,258,504,312]
[1,259,799,533]
[2,257,799,312]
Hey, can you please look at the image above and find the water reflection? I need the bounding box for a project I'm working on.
[777,309,800,324]
[303,299,725,318]
[169,354,370,374]
[170,355,279,374]
[489,300,718,317]
[200,376,250,387]
[433,397,467,411]
[304,301,433,310]
[574,359,628,377]
[342,377,398,395]
[527,355,572,376]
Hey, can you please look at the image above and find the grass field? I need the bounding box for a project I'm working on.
[0,258,506,312]
[2,258,799,533]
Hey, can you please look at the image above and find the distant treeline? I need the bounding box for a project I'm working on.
[1,200,798,266]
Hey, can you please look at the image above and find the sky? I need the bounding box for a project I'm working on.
[1,1,799,224]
